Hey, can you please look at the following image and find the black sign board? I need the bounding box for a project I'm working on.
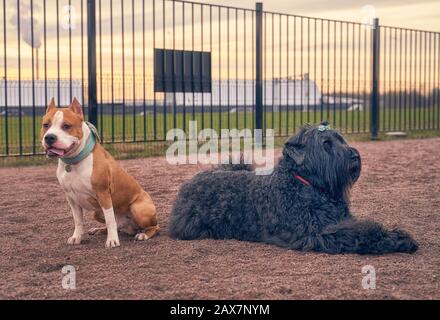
[154,49,212,93]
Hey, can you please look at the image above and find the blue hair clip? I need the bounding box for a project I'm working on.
[318,124,331,132]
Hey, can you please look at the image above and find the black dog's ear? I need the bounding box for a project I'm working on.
[284,142,305,165]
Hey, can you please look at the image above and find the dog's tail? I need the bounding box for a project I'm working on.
[218,163,254,171]
[217,153,254,171]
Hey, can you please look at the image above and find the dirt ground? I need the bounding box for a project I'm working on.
[0,137,439,300]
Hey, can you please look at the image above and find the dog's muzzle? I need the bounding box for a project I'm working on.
[349,148,361,183]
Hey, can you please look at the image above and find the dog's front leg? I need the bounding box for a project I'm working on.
[66,197,84,245]
[96,190,120,248]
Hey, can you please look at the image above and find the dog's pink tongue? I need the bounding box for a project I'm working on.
[47,148,65,156]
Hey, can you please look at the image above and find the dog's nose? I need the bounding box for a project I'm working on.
[350,147,360,160]
[44,134,57,146]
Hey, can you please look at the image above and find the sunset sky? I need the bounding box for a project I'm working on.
[1,0,439,102]
[196,0,440,32]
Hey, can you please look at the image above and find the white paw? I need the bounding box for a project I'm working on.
[105,237,120,248]
[135,233,150,241]
[67,235,82,245]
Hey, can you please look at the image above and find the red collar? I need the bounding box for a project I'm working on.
[294,174,311,186]
[293,174,326,193]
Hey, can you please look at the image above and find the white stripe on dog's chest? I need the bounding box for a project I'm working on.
[57,154,96,211]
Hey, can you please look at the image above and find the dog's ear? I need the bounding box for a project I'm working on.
[69,97,83,118]
[46,98,56,113]
[284,143,305,165]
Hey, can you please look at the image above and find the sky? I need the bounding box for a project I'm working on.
[195,0,440,32]
[0,0,439,102]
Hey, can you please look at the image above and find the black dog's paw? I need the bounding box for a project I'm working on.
[389,229,419,253]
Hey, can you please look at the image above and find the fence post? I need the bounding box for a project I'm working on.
[87,0,98,126]
[255,2,263,136]
[370,18,380,139]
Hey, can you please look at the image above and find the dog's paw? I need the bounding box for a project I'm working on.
[389,229,418,253]
[134,233,150,241]
[67,235,82,245]
[105,237,120,248]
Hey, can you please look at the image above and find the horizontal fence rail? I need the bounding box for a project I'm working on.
[0,0,439,157]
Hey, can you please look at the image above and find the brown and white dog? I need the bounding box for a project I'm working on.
[41,98,159,248]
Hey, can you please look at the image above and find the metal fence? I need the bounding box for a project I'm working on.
[1,0,439,157]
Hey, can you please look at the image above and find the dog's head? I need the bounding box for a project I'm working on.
[282,121,361,198]
[40,98,85,159]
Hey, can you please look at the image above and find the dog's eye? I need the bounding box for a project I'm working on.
[42,123,50,129]
[62,123,72,130]
[323,140,332,151]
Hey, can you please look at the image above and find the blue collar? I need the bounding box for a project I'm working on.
[61,122,98,165]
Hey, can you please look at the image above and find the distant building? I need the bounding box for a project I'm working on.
[0,79,84,108]
[165,74,321,111]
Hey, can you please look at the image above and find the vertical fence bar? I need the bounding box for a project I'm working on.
[3,0,8,155]
[152,0,156,139]
[357,24,361,133]
[423,32,427,130]
[142,0,146,141]
[172,1,176,134]
[122,0,126,140]
[210,6,213,130]
[304,18,311,123]
[333,21,336,128]
[201,5,204,130]
[56,0,60,104]
[229,7,231,130]
[382,27,387,131]
[43,0,47,108]
[31,0,36,154]
[271,14,274,129]
[235,9,238,129]
[98,0,103,139]
[252,10,255,131]
[191,3,195,123]
[434,34,440,129]
[87,0,98,126]
[162,0,166,138]
[255,2,263,133]
[388,28,392,130]
[243,10,247,131]
[264,11,267,131]
[404,29,408,131]
[182,2,186,133]
[286,15,289,135]
[218,7,221,131]
[370,18,380,139]
[132,0,136,141]
[81,0,85,114]
[409,29,413,131]
[278,15,283,136]
[110,0,115,141]
[17,0,22,155]
[69,0,72,102]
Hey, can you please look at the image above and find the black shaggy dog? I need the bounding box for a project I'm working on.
[169,122,418,254]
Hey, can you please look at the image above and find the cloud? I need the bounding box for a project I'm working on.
[8,1,42,49]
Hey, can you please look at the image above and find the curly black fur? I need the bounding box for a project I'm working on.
[169,122,418,254]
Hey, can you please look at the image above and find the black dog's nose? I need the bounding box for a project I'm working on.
[350,147,360,159]
[44,134,57,146]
